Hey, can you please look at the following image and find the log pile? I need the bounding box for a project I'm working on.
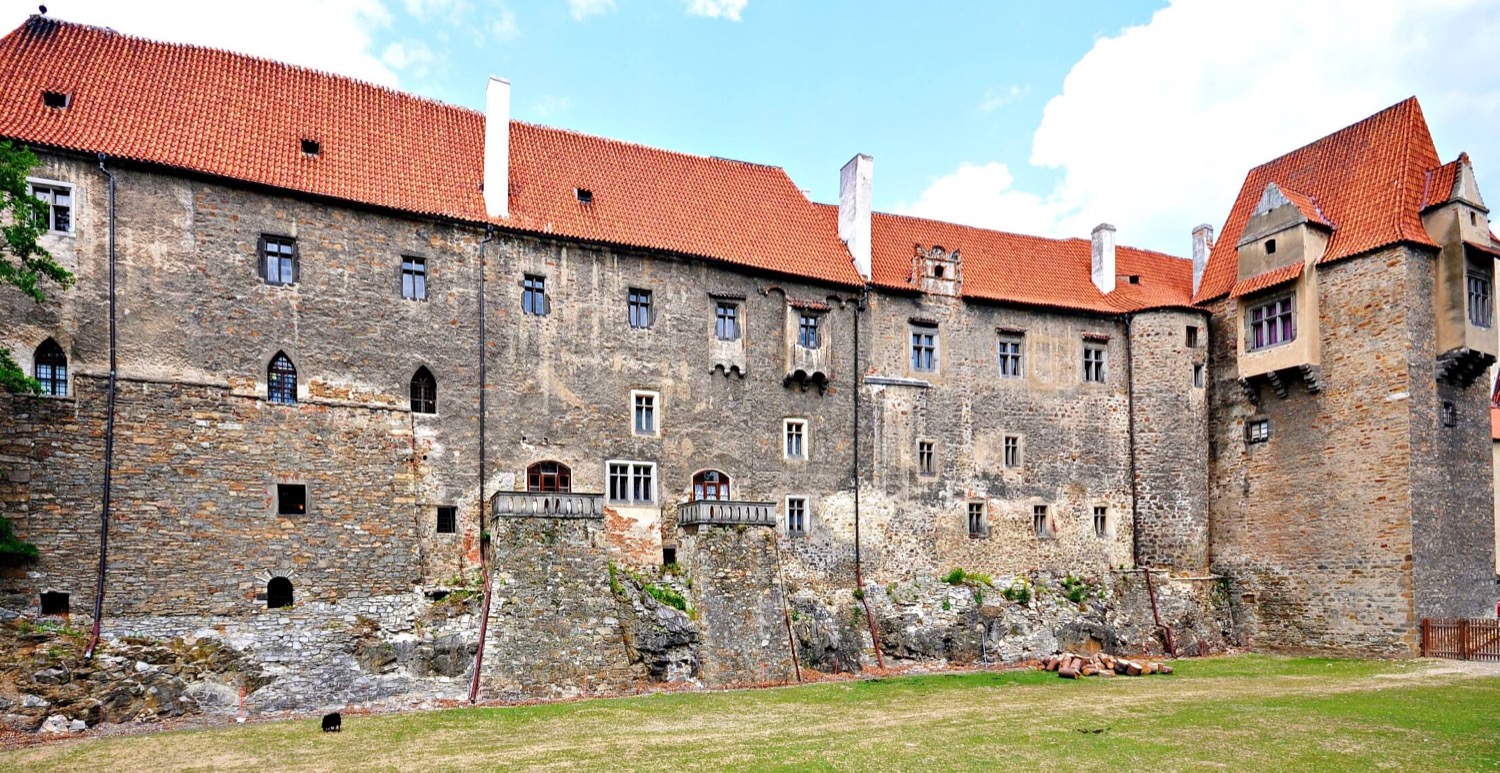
[1038,652,1173,679]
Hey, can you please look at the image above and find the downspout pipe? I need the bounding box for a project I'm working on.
[468,225,495,704]
[852,287,884,669]
[84,154,118,660]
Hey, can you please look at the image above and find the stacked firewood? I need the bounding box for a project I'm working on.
[1038,652,1173,679]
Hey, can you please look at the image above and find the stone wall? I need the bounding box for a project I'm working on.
[676,523,796,685]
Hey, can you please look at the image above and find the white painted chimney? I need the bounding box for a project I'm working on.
[1191,223,1214,296]
[1091,223,1116,294]
[838,153,873,282]
[483,76,511,220]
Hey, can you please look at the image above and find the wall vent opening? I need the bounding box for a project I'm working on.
[42,90,70,109]
[576,188,593,204]
[1266,238,1277,254]
[300,138,321,156]
[39,591,69,615]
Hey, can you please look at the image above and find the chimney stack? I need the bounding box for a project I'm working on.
[1091,223,1116,294]
[1191,223,1214,296]
[839,154,873,282]
[483,76,511,219]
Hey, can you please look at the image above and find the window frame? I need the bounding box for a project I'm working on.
[401,255,428,301]
[784,418,808,460]
[267,351,298,405]
[627,287,654,330]
[1093,505,1110,539]
[33,338,67,398]
[692,469,731,502]
[631,390,660,437]
[796,312,821,349]
[606,460,657,505]
[27,178,75,235]
[785,495,809,536]
[1193,362,1205,388]
[1246,294,1296,351]
[998,335,1024,378]
[715,301,741,341]
[1246,418,1271,444]
[276,483,307,516]
[1082,343,1108,383]
[1186,325,1201,348]
[967,501,988,539]
[917,439,936,476]
[258,234,299,287]
[1467,270,1492,328]
[1003,434,1023,469]
[522,274,548,316]
[1033,504,1052,540]
[910,325,938,372]
[436,505,458,534]
[526,461,573,493]
[410,366,437,414]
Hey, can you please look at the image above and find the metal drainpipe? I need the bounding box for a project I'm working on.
[852,287,884,670]
[467,225,495,704]
[84,154,117,660]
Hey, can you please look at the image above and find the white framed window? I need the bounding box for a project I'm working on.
[1003,434,1023,469]
[1083,344,1107,383]
[998,335,1023,377]
[1247,295,1294,351]
[606,460,656,505]
[785,496,808,535]
[631,390,659,436]
[1246,419,1270,444]
[910,324,938,372]
[784,418,808,460]
[28,178,74,235]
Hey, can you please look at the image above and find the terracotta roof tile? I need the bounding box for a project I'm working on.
[0,17,863,287]
[1278,187,1331,227]
[817,207,1195,313]
[1196,97,1442,302]
[1421,158,1461,210]
[1228,262,1303,299]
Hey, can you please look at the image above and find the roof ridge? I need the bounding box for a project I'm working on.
[1250,96,1422,174]
[514,120,785,171]
[854,207,1186,260]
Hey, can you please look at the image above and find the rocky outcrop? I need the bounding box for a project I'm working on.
[610,570,699,683]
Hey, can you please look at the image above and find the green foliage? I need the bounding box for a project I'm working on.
[0,141,75,395]
[1001,575,1032,605]
[852,588,865,602]
[941,598,951,611]
[607,561,624,597]
[643,582,690,614]
[0,514,38,563]
[941,568,994,588]
[1060,574,1099,605]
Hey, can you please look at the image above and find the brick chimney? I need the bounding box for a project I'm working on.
[483,76,511,219]
[839,154,873,282]
[1091,223,1116,294]
[1191,223,1214,296]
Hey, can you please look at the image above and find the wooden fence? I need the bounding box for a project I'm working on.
[1420,618,1500,662]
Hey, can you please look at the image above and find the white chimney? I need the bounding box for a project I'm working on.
[1091,223,1116,294]
[483,76,511,220]
[1191,223,1214,296]
[838,153,873,282]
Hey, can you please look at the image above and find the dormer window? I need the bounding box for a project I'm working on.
[933,264,945,278]
[300,138,321,156]
[42,90,70,109]
[576,188,593,204]
[1266,239,1277,255]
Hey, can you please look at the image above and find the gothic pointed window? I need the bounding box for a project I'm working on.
[34,338,67,397]
[410,367,436,414]
[268,351,297,404]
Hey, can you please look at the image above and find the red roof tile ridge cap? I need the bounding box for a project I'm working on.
[514,119,785,171]
[864,208,1184,258]
[1247,96,1422,175]
[19,15,477,115]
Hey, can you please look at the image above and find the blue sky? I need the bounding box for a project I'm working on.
[6,0,1500,255]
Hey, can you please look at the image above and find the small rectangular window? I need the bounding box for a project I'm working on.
[967,502,987,539]
[715,302,740,341]
[633,391,658,435]
[1247,419,1271,444]
[911,326,937,372]
[917,440,936,476]
[277,484,307,516]
[522,274,547,316]
[39,591,69,615]
[786,497,808,535]
[606,461,656,505]
[401,256,427,300]
[28,181,73,234]
[1003,435,1022,469]
[1186,326,1200,348]
[785,419,807,460]
[1033,505,1050,539]
[1467,271,1492,328]
[1442,401,1458,428]
[797,313,821,349]
[628,288,653,329]
[260,235,297,286]
[1193,363,1205,388]
[998,336,1024,377]
[1093,506,1108,538]
[41,91,70,109]
[436,505,457,534]
[1083,344,1107,383]
[1247,295,1295,351]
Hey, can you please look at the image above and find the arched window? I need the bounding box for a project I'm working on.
[266,576,294,609]
[268,352,297,404]
[526,461,571,493]
[693,470,730,501]
[410,366,436,414]
[34,339,67,397]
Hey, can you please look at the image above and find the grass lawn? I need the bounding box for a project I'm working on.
[3,655,1497,771]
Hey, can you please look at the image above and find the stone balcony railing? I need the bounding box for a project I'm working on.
[491,491,605,520]
[677,500,776,527]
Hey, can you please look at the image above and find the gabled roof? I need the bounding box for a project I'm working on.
[1422,156,1462,211]
[1196,97,1442,302]
[1275,187,1331,228]
[0,16,864,287]
[816,207,1194,314]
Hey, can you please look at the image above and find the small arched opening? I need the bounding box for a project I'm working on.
[410,366,436,414]
[34,338,67,397]
[268,351,297,404]
[692,470,731,502]
[526,461,572,493]
[267,576,294,609]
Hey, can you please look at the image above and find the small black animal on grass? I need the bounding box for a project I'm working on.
[321,712,342,732]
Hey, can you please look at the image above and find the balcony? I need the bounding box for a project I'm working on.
[491,491,605,520]
[678,500,776,527]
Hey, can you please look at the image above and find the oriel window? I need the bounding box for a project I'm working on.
[715,302,740,341]
[1467,271,1492,328]
[797,313,821,349]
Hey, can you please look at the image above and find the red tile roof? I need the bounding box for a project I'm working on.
[817,207,1195,313]
[1278,187,1331,227]
[1228,262,1303,299]
[0,16,863,287]
[1196,97,1443,302]
[1421,157,1461,210]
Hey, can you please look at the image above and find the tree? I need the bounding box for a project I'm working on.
[0,140,74,394]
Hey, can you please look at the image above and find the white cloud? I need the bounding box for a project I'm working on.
[979,85,1028,112]
[530,95,573,119]
[8,1,400,86]
[903,0,1500,255]
[381,40,435,77]
[490,8,521,41]
[568,0,615,21]
[684,0,747,21]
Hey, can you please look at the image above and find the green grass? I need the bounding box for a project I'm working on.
[4,655,1497,771]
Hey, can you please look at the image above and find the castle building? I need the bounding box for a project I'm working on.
[0,17,1494,709]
